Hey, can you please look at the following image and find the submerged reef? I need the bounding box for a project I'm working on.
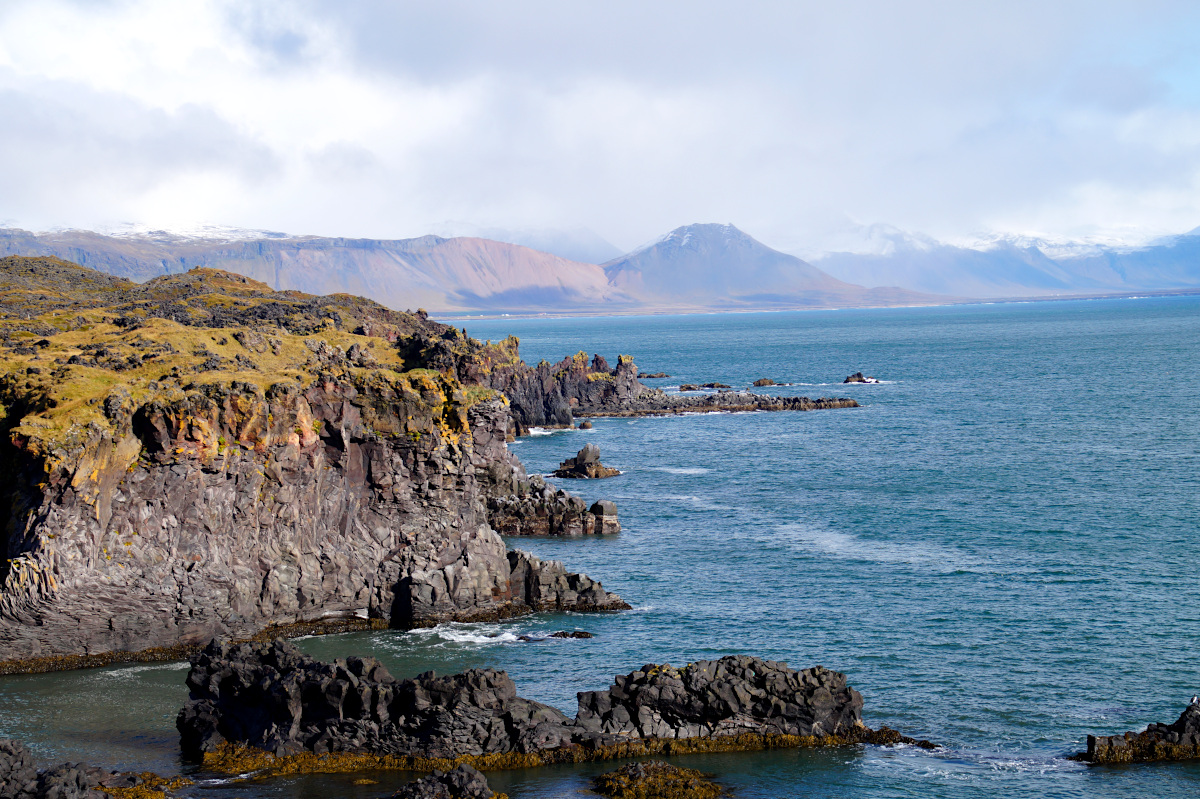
[177,639,934,774]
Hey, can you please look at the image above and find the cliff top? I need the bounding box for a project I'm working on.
[0,256,515,457]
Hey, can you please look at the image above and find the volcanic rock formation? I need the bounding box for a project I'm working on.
[0,257,625,670]
[177,639,923,769]
[552,444,620,479]
[1079,703,1200,764]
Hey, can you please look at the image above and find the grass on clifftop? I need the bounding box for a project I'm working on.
[0,257,504,457]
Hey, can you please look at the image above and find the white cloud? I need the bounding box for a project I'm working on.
[1,0,1200,252]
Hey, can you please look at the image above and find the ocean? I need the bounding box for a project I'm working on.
[3,296,1199,797]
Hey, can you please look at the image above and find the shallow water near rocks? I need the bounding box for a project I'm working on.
[3,297,1200,797]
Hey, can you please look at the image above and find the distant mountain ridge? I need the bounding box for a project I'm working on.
[603,223,933,309]
[0,224,939,314]
[812,226,1200,298]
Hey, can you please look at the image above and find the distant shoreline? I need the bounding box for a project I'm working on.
[439,286,1200,322]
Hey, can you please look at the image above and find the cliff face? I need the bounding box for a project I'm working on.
[0,257,626,668]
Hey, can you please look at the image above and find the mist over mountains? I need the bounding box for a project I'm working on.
[2,220,1197,316]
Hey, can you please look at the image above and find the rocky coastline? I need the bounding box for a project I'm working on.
[0,257,632,671]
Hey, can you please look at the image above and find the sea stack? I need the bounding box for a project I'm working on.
[552,443,620,479]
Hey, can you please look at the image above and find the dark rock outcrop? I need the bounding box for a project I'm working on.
[578,390,858,417]
[390,764,498,799]
[752,378,776,386]
[0,738,171,799]
[552,444,620,479]
[177,639,578,760]
[575,658,863,741]
[639,373,670,379]
[844,372,879,384]
[486,476,620,537]
[1078,703,1200,764]
[592,760,722,799]
[177,641,921,770]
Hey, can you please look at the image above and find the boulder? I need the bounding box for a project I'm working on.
[552,444,620,479]
[391,764,497,799]
[752,378,776,387]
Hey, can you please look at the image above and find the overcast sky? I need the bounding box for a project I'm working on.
[2,0,1199,253]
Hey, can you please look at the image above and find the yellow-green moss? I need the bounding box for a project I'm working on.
[101,774,193,799]
[201,731,873,779]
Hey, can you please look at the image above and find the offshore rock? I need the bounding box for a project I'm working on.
[177,638,579,760]
[592,760,722,799]
[575,657,864,741]
[552,444,620,479]
[1079,703,1200,764]
[577,390,859,418]
[0,738,171,799]
[177,642,898,769]
[843,372,879,384]
[390,764,499,799]
[486,475,620,536]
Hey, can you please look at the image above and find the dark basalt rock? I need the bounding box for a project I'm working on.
[575,657,864,741]
[752,378,776,387]
[578,421,593,429]
[639,373,670,379]
[1078,703,1200,764]
[177,642,903,766]
[843,372,879,384]
[390,764,497,799]
[549,630,594,639]
[592,760,722,799]
[580,390,859,417]
[177,638,578,760]
[486,475,620,537]
[678,384,699,392]
[552,444,620,479]
[0,738,153,799]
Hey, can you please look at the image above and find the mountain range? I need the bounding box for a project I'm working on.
[2,221,1198,315]
[811,224,1200,298]
[0,224,939,314]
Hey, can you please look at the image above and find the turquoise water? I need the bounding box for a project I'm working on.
[3,297,1200,797]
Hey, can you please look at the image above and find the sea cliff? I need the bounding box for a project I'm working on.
[0,257,626,671]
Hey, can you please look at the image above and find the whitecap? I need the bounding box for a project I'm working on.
[647,466,710,475]
[402,622,524,646]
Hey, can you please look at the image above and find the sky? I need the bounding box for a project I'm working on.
[2,0,1200,255]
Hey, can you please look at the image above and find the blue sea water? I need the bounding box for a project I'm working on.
[2,296,1199,798]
